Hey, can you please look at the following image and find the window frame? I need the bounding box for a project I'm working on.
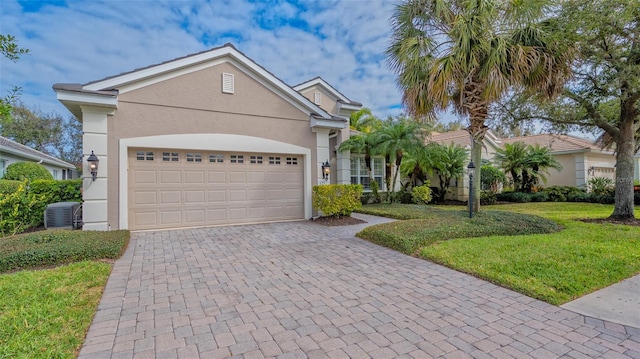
[350,155,384,191]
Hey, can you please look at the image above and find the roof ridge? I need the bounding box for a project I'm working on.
[0,135,75,168]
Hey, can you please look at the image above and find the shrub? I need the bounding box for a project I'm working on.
[411,184,433,205]
[0,179,82,236]
[313,184,363,217]
[0,180,22,195]
[480,164,506,192]
[480,190,497,205]
[635,191,640,205]
[567,192,590,203]
[530,192,549,202]
[3,162,53,181]
[587,176,614,194]
[496,191,532,203]
[0,230,129,273]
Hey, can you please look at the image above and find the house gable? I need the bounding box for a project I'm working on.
[293,77,362,117]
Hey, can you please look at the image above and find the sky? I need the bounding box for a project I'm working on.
[0,0,440,122]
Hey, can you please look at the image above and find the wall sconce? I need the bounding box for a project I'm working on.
[87,151,99,181]
[321,160,330,180]
[588,166,595,176]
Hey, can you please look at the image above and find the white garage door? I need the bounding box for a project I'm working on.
[128,149,304,230]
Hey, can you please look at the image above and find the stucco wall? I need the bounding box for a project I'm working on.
[106,62,317,228]
[298,85,339,115]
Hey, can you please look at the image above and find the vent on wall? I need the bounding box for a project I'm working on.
[314,91,321,105]
[222,73,234,94]
[44,202,82,229]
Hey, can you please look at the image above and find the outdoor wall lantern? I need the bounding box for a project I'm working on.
[467,161,476,218]
[87,151,99,181]
[322,160,331,180]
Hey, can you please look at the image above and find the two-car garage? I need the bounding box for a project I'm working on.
[128,148,304,230]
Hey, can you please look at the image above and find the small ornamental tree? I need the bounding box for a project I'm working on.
[4,162,53,181]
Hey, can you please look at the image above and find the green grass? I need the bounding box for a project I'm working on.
[356,202,640,305]
[0,261,111,358]
[0,230,129,273]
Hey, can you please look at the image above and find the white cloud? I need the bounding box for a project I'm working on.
[0,0,411,120]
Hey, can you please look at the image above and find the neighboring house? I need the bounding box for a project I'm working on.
[54,44,362,231]
[429,129,502,201]
[0,135,76,180]
[502,134,616,188]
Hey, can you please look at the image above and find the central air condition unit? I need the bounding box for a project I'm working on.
[44,202,83,229]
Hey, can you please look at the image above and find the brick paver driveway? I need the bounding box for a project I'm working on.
[79,214,640,358]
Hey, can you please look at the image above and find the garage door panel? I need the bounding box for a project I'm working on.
[160,191,182,204]
[129,149,304,230]
[184,170,205,184]
[208,172,226,183]
[160,211,182,224]
[228,207,247,220]
[134,191,157,205]
[208,190,226,202]
[160,170,181,184]
[185,210,205,223]
[229,171,246,183]
[185,190,205,204]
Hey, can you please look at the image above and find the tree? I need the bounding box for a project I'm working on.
[349,108,380,133]
[495,142,562,192]
[386,0,573,212]
[0,102,82,167]
[1,34,29,125]
[426,143,468,203]
[337,130,380,192]
[494,0,640,219]
[373,117,427,202]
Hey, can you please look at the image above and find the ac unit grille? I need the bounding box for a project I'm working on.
[44,202,82,229]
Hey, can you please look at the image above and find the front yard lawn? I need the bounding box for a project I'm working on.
[0,229,129,358]
[356,202,640,305]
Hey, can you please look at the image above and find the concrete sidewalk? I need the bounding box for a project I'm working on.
[561,274,640,330]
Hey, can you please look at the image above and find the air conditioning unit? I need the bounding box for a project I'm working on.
[44,202,82,229]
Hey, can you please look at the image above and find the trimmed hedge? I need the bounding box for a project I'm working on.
[0,230,129,273]
[497,186,620,205]
[0,180,22,195]
[3,162,53,181]
[313,184,363,217]
[0,179,82,236]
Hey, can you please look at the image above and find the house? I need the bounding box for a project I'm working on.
[0,135,76,180]
[502,134,616,188]
[54,44,362,231]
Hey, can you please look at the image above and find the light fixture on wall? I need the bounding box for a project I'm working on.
[467,161,476,218]
[322,160,330,180]
[87,151,99,181]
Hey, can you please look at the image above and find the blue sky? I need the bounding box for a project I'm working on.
[1,0,445,121]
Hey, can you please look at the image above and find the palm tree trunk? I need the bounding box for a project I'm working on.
[465,83,489,213]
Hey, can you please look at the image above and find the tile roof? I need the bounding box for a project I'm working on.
[0,136,75,168]
[502,134,613,154]
[430,130,473,147]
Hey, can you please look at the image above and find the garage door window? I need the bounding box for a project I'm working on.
[163,152,179,162]
[250,155,263,164]
[286,157,298,165]
[136,151,154,161]
[230,155,244,164]
[269,156,281,165]
[187,153,202,162]
[209,154,224,163]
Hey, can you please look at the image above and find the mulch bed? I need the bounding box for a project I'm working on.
[581,218,640,227]
[311,216,367,226]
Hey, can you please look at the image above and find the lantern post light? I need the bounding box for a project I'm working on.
[321,160,330,181]
[468,161,476,218]
[87,151,99,181]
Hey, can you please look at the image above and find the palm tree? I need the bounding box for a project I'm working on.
[522,144,562,192]
[386,0,573,212]
[349,108,380,133]
[373,118,427,202]
[427,143,469,203]
[337,130,379,190]
[494,142,529,191]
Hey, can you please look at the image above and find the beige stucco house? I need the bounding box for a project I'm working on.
[54,44,361,231]
[502,134,616,188]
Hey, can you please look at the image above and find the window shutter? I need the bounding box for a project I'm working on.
[314,91,321,105]
[222,73,234,94]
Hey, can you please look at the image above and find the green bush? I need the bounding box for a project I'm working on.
[3,162,53,181]
[0,179,82,236]
[496,191,532,203]
[313,184,363,217]
[530,192,549,202]
[411,184,433,204]
[542,186,585,202]
[0,230,129,273]
[480,190,497,205]
[587,176,614,195]
[0,180,22,195]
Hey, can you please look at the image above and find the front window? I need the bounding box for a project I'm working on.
[350,156,384,190]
